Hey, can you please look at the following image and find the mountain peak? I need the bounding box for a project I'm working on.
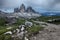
[14,4,38,14]
[26,6,36,13]
[20,4,25,13]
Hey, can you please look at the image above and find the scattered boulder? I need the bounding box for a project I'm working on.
[4,31,12,35]
[25,21,33,27]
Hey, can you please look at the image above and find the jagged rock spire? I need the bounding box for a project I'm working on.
[20,4,25,13]
[26,6,36,13]
[14,8,20,13]
[0,10,1,12]
[14,4,37,13]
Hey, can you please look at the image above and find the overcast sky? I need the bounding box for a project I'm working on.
[0,0,60,13]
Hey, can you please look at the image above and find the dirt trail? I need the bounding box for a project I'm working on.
[30,23,60,40]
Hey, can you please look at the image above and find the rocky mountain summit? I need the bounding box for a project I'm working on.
[26,6,36,13]
[0,4,41,18]
[13,4,41,18]
[14,4,38,13]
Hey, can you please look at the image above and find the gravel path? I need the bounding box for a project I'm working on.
[30,23,60,40]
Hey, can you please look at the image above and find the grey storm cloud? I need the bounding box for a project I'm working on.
[0,0,27,8]
[0,0,60,12]
[27,0,60,11]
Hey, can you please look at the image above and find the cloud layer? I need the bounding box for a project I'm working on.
[0,0,60,12]
[27,0,60,11]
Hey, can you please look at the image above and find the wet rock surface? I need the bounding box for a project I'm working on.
[29,23,60,40]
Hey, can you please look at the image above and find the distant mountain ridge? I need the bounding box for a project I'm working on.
[41,12,60,16]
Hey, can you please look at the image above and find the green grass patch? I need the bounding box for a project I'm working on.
[0,25,18,35]
[15,18,25,25]
[26,25,44,36]
[0,34,11,40]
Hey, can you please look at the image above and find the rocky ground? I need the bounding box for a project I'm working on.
[29,23,60,40]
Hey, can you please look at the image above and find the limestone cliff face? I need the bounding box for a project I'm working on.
[14,4,38,13]
[14,8,20,12]
[26,6,36,13]
[0,4,41,18]
[20,4,25,13]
